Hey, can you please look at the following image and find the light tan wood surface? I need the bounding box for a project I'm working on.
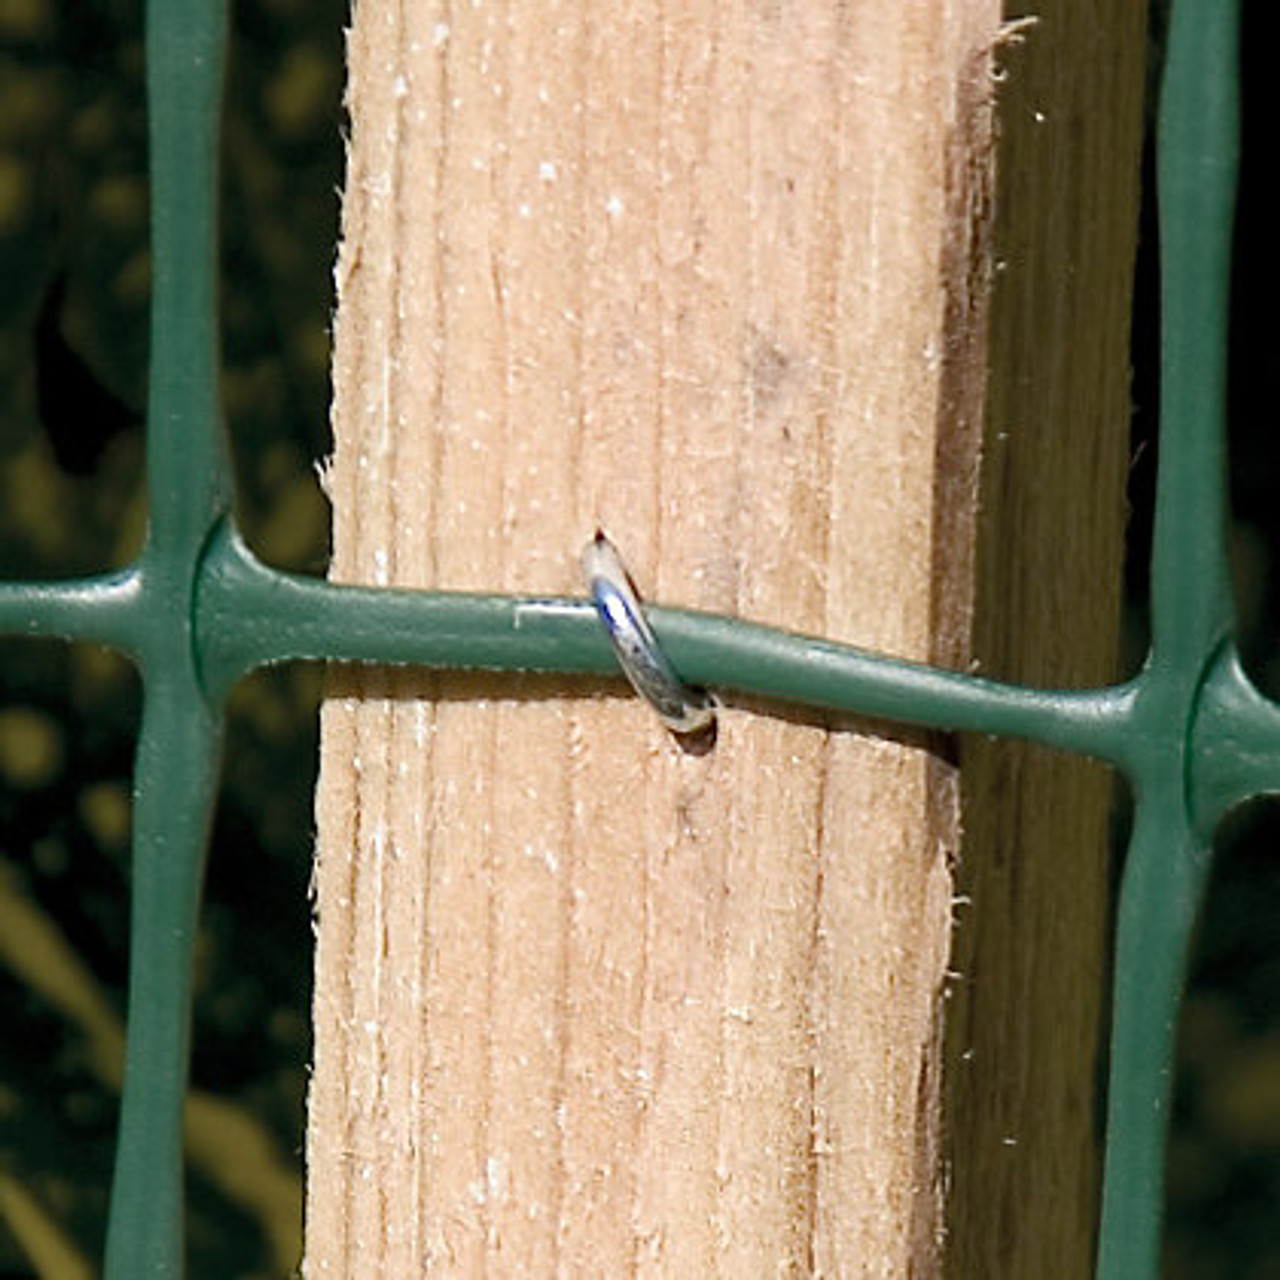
[308,2,1142,1275]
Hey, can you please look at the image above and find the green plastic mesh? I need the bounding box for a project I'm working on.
[0,0,1258,1275]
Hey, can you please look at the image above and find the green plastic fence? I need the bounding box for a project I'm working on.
[0,0,1257,1275]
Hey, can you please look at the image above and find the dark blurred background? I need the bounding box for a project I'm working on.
[0,1,1273,1276]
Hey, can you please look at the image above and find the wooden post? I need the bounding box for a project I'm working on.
[307,2,1144,1274]
[944,7,1147,1276]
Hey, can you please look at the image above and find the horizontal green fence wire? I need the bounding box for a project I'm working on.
[0,0,1262,1274]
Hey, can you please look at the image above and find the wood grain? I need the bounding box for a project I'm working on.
[944,6,1147,1277]
[303,1,1137,1274]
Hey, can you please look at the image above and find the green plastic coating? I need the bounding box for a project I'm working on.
[0,0,1259,1274]
[1093,1,1243,1275]
[196,519,1138,761]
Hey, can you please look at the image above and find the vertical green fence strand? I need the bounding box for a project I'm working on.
[1094,2,1241,1276]
[0,0,1256,1273]
[103,0,231,1274]
[1148,0,1238,665]
[104,682,223,1276]
[142,3,233,538]
[1097,800,1211,1279]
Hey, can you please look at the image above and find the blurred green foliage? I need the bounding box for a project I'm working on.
[0,0,1274,1276]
